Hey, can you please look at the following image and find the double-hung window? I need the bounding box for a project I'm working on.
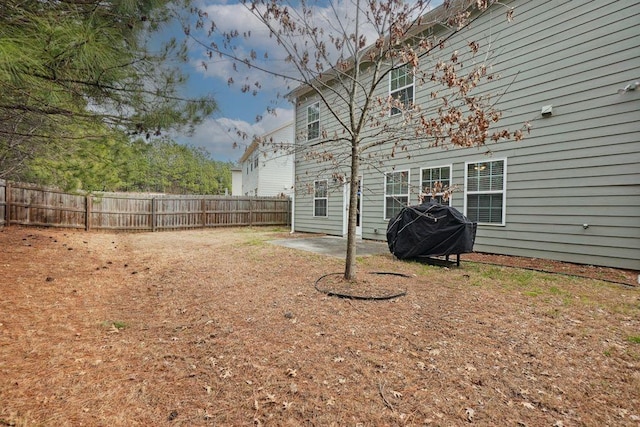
[389,64,414,116]
[307,102,320,141]
[314,180,328,217]
[465,159,506,225]
[384,170,409,220]
[421,165,451,205]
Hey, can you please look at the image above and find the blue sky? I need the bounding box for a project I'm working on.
[168,0,443,163]
[176,62,295,163]
[166,1,297,164]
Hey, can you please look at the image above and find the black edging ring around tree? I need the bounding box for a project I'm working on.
[314,272,409,301]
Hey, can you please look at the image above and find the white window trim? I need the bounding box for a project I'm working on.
[464,158,507,226]
[420,164,453,205]
[384,169,410,220]
[307,102,320,142]
[313,179,328,218]
[389,64,415,117]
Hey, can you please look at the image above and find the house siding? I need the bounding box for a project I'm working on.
[240,122,295,197]
[241,152,259,196]
[258,124,295,197]
[231,168,242,196]
[294,176,345,236]
[293,0,640,270]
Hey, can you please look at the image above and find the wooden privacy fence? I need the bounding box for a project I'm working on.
[0,180,291,231]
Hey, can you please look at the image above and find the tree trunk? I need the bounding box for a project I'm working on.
[344,144,360,280]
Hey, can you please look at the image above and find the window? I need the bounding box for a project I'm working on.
[314,180,328,217]
[421,165,451,205]
[254,156,259,169]
[389,64,414,116]
[384,170,409,220]
[465,159,506,225]
[307,102,320,141]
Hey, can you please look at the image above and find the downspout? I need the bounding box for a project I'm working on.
[290,191,295,233]
[290,130,296,234]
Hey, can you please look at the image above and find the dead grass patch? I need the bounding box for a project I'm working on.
[0,226,639,426]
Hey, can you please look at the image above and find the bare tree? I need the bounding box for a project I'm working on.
[189,0,529,280]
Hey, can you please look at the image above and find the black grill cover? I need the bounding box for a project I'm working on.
[387,202,477,260]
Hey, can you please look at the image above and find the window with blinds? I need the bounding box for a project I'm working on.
[307,102,320,141]
[421,165,451,205]
[389,64,414,116]
[314,180,328,217]
[465,159,506,225]
[384,170,409,220]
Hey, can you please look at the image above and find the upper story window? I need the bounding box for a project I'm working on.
[307,102,320,141]
[389,64,414,116]
[421,165,451,205]
[254,156,259,169]
[384,170,409,220]
[314,180,328,217]
[465,159,506,225]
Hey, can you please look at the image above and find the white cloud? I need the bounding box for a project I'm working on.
[190,0,441,91]
[189,0,382,94]
[179,107,294,162]
[180,0,441,162]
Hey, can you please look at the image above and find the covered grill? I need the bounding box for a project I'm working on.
[386,202,477,263]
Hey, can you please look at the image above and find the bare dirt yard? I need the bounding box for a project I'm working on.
[1,226,639,426]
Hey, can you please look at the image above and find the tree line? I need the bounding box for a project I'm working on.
[19,135,232,195]
[0,0,229,194]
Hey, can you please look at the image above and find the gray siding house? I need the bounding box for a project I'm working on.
[291,0,640,270]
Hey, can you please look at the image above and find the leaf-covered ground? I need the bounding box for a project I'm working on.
[1,226,639,426]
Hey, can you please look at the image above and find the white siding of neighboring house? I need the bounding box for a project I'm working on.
[292,0,640,270]
[231,168,242,196]
[241,149,259,196]
[240,122,295,197]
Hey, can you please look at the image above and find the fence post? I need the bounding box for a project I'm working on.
[249,197,253,226]
[201,197,206,228]
[85,195,92,231]
[5,181,11,227]
[151,198,157,232]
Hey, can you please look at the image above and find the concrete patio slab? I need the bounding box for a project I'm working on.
[269,235,390,258]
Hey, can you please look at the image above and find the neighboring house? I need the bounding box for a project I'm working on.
[238,122,295,197]
[230,167,243,196]
[290,0,640,270]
